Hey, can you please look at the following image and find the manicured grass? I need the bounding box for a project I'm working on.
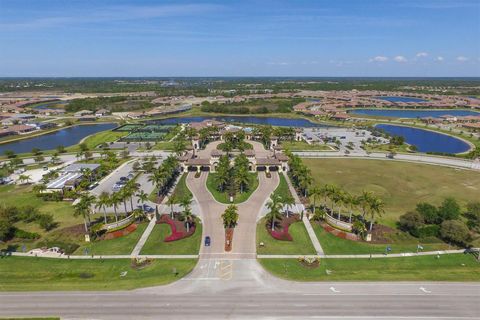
[77,130,127,149]
[171,173,192,200]
[256,218,316,255]
[312,223,450,255]
[0,256,197,291]
[153,141,176,150]
[140,219,202,255]
[281,140,334,151]
[258,254,480,281]
[206,172,259,204]
[303,158,480,227]
[74,223,148,255]
[273,173,293,200]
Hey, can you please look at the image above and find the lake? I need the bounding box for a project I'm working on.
[375,124,471,154]
[31,101,66,109]
[374,96,427,103]
[349,108,480,118]
[0,123,117,155]
[147,116,330,127]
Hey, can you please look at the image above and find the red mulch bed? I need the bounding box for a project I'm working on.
[321,222,359,241]
[157,214,195,242]
[225,228,234,251]
[267,214,300,241]
[103,223,138,240]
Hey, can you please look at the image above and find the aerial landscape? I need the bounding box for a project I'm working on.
[0,0,479,319]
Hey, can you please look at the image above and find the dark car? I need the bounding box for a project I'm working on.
[140,204,154,213]
[204,236,211,247]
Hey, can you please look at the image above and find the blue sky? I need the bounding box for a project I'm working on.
[0,0,479,77]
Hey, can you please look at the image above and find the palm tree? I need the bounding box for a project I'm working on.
[332,188,345,220]
[18,174,31,184]
[215,155,231,192]
[180,195,194,232]
[74,193,96,233]
[126,181,140,212]
[283,194,295,218]
[136,190,149,214]
[345,192,359,223]
[95,191,110,224]
[309,186,321,215]
[325,184,339,214]
[222,205,239,228]
[359,190,373,218]
[148,170,165,198]
[32,183,46,195]
[166,194,177,219]
[234,166,250,193]
[119,188,130,215]
[109,192,121,222]
[266,193,283,231]
[368,196,385,231]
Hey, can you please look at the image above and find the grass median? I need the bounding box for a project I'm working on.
[259,254,480,281]
[0,256,197,291]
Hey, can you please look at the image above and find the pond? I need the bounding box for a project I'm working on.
[349,108,480,118]
[147,116,330,127]
[375,124,471,154]
[0,123,117,155]
[374,96,427,103]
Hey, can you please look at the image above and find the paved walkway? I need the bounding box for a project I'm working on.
[283,172,325,255]
[130,217,157,256]
[258,249,468,259]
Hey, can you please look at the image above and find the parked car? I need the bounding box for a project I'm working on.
[204,236,211,247]
[119,176,128,182]
[127,173,135,180]
[112,184,122,192]
[87,182,99,190]
[138,204,154,213]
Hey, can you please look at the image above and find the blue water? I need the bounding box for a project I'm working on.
[31,101,65,109]
[375,96,427,103]
[0,123,117,155]
[375,124,470,154]
[147,116,330,127]
[349,109,480,119]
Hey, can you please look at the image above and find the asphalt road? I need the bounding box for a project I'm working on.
[0,259,478,319]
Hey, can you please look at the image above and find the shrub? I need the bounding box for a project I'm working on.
[13,228,40,240]
[464,202,480,231]
[438,197,461,221]
[36,214,58,231]
[440,220,470,245]
[16,206,40,223]
[41,192,63,202]
[411,224,440,238]
[36,240,79,255]
[398,211,424,232]
[416,202,440,224]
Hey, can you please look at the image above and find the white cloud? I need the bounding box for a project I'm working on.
[435,56,444,62]
[456,56,468,62]
[393,55,407,63]
[369,56,388,62]
[416,52,428,57]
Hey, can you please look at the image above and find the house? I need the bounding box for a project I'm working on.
[46,163,101,193]
[74,110,93,117]
[95,108,110,117]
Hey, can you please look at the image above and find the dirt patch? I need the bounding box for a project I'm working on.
[225,228,234,251]
[370,224,396,243]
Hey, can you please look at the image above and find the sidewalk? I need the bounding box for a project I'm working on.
[282,172,324,255]
[257,249,466,259]
[9,252,198,259]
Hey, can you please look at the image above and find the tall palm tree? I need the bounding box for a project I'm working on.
[180,195,194,232]
[18,174,31,184]
[95,191,110,224]
[283,194,295,218]
[266,193,283,231]
[234,166,250,193]
[148,170,165,197]
[221,205,239,228]
[345,192,359,223]
[109,192,121,222]
[309,186,321,215]
[136,190,149,214]
[74,193,96,233]
[126,181,140,212]
[32,183,46,195]
[359,190,373,218]
[166,194,177,219]
[368,196,385,231]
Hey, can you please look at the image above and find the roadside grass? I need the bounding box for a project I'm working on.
[258,254,480,281]
[303,158,480,227]
[281,140,334,151]
[312,223,450,255]
[256,218,316,255]
[171,173,192,200]
[273,173,293,200]
[140,219,202,255]
[73,223,148,255]
[0,256,197,291]
[206,172,259,204]
[153,141,176,150]
[76,130,127,150]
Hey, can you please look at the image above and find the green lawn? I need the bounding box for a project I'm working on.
[273,173,293,200]
[171,173,192,200]
[140,219,202,255]
[74,223,148,255]
[76,130,127,150]
[153,141,176,150]
[312,223,450,255]
[0,256,197,291]
[281,140,334,151]
[0,185,82,252]
[303,158,480,227]
[256,218,316,255]
[206,172,259,204]
[258,254,480,281]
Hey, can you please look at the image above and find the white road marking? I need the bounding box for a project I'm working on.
[330,287,341,293]
[419,287,432,293]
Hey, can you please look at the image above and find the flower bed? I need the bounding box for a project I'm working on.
[103,223,137,240]
[267,214,300,241]
[157,214,195,242]
[321,222,359,241]
[225,228,234,251]
[298,256,321,268]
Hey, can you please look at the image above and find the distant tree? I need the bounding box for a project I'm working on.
[438,197,461,221]
[440,220,470,245]
[4,150,16,159]
[416,202,439,224]
[464,202,480,231]
[398,211,424,232]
